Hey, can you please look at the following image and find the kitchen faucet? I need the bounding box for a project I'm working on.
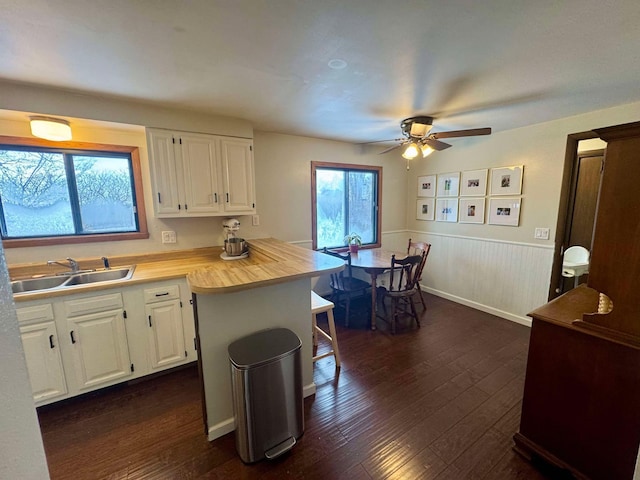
[47,257,81,275]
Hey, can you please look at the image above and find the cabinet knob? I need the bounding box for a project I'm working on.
[70,331,76,344]
[49,335,55,349]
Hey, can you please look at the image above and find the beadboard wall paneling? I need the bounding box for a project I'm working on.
[410,231,554,326]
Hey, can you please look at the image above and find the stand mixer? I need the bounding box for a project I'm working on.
[222,218,247,257]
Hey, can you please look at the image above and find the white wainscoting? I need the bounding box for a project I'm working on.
[409,231,554,326]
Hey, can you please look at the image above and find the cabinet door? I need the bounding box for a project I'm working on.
[67,309,131,390]
[20,321,68,403]
[145,299,186,369]
[220,138,256,212]
[148,128,183,215]
[180,133,222,214]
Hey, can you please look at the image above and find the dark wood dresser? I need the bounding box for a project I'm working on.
[514,122,640,479]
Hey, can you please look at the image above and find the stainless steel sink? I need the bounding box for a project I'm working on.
[11,266,135,294]
[63,268,134,286]
[11,276,68,294]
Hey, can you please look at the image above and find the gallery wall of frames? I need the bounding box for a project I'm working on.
[416,165,523,226]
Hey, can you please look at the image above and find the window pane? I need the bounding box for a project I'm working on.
[74,155,136,233]
[348,171,375,244]
[0,149,74,237]
[316,169,346,248]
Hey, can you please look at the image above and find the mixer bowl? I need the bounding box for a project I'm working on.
[225,238,247,256]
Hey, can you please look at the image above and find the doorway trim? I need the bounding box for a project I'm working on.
[548,130,602,300]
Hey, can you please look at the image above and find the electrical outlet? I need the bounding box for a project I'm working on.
[534,228,550,240]
[161,231,176,244]
[252,215,260,226]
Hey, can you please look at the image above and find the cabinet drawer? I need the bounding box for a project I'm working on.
[16,304,54,325]
[144,284,180,304]
[64,293,124,317]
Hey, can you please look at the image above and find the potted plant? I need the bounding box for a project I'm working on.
[344,233,362,254]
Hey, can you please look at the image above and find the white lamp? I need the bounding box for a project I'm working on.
[401,142,420,160]
[420,144,434,158]
[30,116,72,141]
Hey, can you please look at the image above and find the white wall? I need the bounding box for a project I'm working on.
[0,243,50,479]
[247,131,408,246]
[0,116,236,264]
[406,101,640,322]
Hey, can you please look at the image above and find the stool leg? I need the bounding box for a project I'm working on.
[312,312,318,347]
[326,308,341,369]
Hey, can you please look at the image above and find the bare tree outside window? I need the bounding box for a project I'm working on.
[312,162,381,250]
[0,147,139,239]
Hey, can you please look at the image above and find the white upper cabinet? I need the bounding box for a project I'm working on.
[220,137,255,212]
[147,128,255,217]
[147,129,183,216]
[181,133,222,214]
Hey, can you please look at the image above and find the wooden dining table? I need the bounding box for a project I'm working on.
[349,247,408,330]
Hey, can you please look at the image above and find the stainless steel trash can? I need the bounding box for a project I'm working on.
[228,328,304,463]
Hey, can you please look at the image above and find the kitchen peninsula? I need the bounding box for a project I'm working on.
[187,238,344,441]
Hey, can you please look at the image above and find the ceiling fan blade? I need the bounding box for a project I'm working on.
[359,138,404,145]
[423,138,452,151]
[378,144,403,154]
[431,127,492,139]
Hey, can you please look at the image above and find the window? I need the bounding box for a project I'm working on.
[312,161,381,250]
[0,136,148,247]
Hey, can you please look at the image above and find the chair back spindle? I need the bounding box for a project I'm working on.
[321,247,371,327]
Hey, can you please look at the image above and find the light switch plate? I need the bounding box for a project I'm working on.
[534,228,550,240]
[252,215,260,226]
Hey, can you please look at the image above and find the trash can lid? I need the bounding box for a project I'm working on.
[228,328,302,368]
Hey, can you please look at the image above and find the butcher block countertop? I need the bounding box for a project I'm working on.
[10,238,343,301]
[187,238,343,294]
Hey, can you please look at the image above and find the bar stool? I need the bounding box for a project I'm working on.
[311,291,341,369]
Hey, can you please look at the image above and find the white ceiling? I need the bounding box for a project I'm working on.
[2,0,640,145]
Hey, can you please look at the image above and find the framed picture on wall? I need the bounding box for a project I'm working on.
[417,175,436,197]
[437,172,460,197]
[416,198,435,221]
[490,165,524,195]
[460,169,488,196]
[488,197,522,226]
[459,198,485,224]
[436,198,458,222]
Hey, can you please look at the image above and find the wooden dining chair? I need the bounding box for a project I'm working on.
[321,248,371,327]
[378,252,426,334]
[407,239,431,310]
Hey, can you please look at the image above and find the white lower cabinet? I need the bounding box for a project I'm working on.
[17,304,67,404]
[67,311,132,390]
[16,279,197,406]
[144,284,187,369]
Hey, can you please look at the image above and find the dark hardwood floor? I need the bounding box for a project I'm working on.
[38,293,558,479]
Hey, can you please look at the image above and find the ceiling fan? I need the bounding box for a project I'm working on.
[370,116,491,167]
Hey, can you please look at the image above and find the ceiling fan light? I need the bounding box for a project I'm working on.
[402,142,420,160]
[421,144,434,158]
[30,116,72,141]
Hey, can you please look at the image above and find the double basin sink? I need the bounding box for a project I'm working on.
[11,266,135,295]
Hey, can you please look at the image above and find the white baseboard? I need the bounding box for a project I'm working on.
[207,382,317,442]
[208,417,235,441]
[303,382,316,398]
[422,285,532,328]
